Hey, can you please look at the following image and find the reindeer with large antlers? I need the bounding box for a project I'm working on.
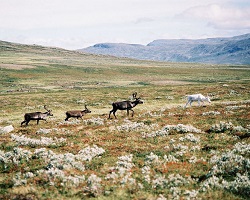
[65,105,91,121]
[108,92,143,119]
[21,105,53,126]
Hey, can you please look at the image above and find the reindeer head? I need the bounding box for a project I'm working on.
[135,97,143,104]
[83,105,91,113]
[132,92,143,104]
[44,105,53,116]
[206,94,211,103]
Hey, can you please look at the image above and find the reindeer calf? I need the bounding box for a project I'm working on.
[65,105,91,121]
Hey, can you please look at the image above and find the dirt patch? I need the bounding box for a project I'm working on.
[151,80,194,85]
[0,63,35,70]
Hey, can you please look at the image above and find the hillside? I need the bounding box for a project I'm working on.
[1,40,249,94]
[0,40,189,69]
[81,33,250,65]
[0,40,250,200]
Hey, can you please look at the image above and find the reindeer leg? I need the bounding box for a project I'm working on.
[131,109,134,117]
[109,108,117,119]
[22,116,30,126]
[65,113,70,121]
[127,109,129,116]
[21,121,24,126]
[113,111,117,119]
[37,120,39,125]
[108,110,113,119]
[21,120,26,126]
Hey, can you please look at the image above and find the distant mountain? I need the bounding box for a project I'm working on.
[80,34,250,65]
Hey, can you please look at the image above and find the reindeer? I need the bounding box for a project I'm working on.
[65,105,91,121]
[108,93,143,119]
[21,105,53,126]
[184,94,211,108]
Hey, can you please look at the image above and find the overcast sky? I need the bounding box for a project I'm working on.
[0,0,249,49]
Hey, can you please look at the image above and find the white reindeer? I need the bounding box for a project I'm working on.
[184,94,211,108]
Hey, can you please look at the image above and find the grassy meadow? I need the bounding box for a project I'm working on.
[0,41,250,199]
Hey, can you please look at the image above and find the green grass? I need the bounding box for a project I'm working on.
[0,41,249,199]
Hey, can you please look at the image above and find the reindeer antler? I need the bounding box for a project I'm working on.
[44,105,51,111]
[132,92,137,99]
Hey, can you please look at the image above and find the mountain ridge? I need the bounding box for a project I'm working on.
[80,34,250,65]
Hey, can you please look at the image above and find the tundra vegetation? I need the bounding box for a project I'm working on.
[0,41,250,200]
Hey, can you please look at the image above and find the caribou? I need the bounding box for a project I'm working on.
[184,94,211,108]
[108,93,143,119]
[65,105,91,121]
[21,105,53,126]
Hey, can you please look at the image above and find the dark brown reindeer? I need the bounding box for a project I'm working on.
[21,105,53,126]
[65,105,91,121]
[108,93,143,119]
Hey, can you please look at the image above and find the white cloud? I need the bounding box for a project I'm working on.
[134,18,155,24]
[178,4,250,30]
[0,0,249,49]
[0,0,168,29]
[0,0,217,29]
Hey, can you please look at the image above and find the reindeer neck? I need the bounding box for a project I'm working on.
[131,100,139,107]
